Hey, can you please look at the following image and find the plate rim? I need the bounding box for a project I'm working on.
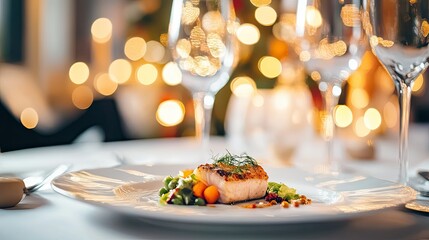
[51,164,417,225]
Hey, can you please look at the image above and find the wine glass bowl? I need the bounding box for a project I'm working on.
[168,0,237,146]
[293,0,366,171]
[364,0,429,185]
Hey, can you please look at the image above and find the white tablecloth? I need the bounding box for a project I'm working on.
[1,126,429,240]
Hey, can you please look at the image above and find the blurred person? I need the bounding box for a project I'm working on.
[0,63,126,152]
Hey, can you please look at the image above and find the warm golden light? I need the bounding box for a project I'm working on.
[109,59,132,84]
[69,62,90,85]
[94,73,118,96]
[182,1,200,25]
[20,108,38,129]
[340,4,360,27]
[255,6,277,26]
[160,33,168,47]
[250,0,271,7]
[230,76,257,97]
[162,62,182,86]
[156,100,185,127]
[72,86,94,110]
[192,56,218,76]
[350,88,369,109]
[190,26,206,48]
[364,108,382,130]
[348,71,365,88]
[354,116,370,138]
[207,33,226,58]
[124,37,147,61]
[272,89,291,110]
[258,56,282,78]
[412,74,424,94]
[334,105,353,128]
[91,18,112,43]
[316,38,347,59]
[137,64,158,85]
[310,71,321,81]
[306,6,322,28]
[374,67,395,93]
[299,51,311,62]
[370,36,394,48]
[236,23,260,45]
[252,94,264,107]
[202,11,224,33]
[421,20,429,37]
[383,100,398,128]
[144,41,165,63]
[274,13,296,42]
[176,39,192,58]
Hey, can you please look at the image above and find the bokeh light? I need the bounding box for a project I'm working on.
[334,105,353,128]
[69,62,90,85]
[144,41,165,63]
[236,23,260,45]
[412,74,424,95]
[124,37,147,61]
[20,108,38,129]
[306,6,322,28]
[364,108,382,130]
[94,73,118,96]
[250,0,271,7]
[230,76,257,97]
[109,59,132,84]
[137,64,158,85]
[354,116,370,138]
[252,94,265,107]
[383,99,398,128]
[258,56,282,78]
[310,71,321,81]
[350,88,369,109]
[162,62,182,86]
[202,11,224,32]
[91,18,112,43]
[255,6,277,26]
[176,39,192,58]
[72,86,94,110]
[156,100,185,127]
[299,51,311,62]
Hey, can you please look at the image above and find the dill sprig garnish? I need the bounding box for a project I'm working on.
[212,151,258,168]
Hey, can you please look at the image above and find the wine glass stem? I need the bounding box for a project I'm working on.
[320,83,340,173]
[193,92,215,151]
[398,82,411,186]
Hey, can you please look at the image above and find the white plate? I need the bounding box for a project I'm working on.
[52,164,416,225]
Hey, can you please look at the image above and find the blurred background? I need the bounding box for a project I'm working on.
[1,0,429,154]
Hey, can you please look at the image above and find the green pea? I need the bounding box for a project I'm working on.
[163,176,173,189]
[159,193,169,204]
[194,198,206,206]
[177,178,193,189]
[159,187,169,196]
[172,195,183,205]
[168,179,178,190]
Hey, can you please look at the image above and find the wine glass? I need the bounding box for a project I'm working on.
[364,0,429,185]
[168,0,237,151]
[293,0,366,172]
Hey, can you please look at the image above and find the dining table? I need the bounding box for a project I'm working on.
[1,124,429,240]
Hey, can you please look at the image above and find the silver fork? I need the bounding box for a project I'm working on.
[24,164,70,194]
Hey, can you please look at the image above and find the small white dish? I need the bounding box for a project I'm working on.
[52,164,416,225]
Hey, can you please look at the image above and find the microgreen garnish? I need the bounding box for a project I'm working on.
[212,151,258,168]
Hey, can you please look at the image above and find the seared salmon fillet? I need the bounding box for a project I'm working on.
[193,154,268,203]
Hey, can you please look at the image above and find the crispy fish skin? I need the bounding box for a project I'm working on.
[194,163,268,203]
